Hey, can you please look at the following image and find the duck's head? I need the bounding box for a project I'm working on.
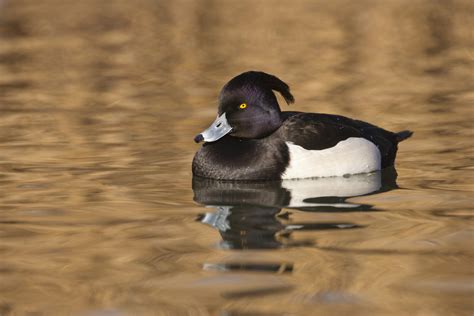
[194,71,295,143]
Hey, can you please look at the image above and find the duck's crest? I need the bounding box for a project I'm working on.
[224,71,295,105]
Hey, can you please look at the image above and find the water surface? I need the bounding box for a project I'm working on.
[0,1,473,315]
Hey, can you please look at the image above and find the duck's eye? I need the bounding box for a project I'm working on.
[239,103,247,109]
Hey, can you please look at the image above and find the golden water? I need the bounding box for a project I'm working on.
[0,1,473,315]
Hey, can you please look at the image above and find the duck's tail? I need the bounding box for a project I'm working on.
[395,130,413,142]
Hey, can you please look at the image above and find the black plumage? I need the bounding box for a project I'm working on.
[192,71,412,180]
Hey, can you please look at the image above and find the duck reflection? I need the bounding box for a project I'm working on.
[194,168,398,249]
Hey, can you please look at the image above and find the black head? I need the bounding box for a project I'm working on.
[217,71,295,139]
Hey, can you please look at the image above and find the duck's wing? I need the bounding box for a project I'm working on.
[277,113,399,167]
[276,113,364,150]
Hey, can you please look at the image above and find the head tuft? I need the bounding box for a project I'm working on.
[222,71,295,105]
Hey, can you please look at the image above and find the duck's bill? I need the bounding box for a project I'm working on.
[194,113,232,143]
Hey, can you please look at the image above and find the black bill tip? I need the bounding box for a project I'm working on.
[194,134,204,143]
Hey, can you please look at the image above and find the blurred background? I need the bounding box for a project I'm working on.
[0,0,473,315]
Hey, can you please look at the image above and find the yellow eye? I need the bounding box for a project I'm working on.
[239,103,247,109]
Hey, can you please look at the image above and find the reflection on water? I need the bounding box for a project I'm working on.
[0,0,473,315]
[194,170,396,250]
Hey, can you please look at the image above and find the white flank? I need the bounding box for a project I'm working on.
[282,137,381,179]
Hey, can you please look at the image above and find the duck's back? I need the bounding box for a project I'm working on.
[276,112,408,170]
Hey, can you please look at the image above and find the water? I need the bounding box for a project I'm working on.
[0,0,473,315]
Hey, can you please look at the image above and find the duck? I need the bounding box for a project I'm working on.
[192,71,412,180]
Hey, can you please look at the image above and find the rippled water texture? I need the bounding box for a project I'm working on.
[0,1,473,315]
